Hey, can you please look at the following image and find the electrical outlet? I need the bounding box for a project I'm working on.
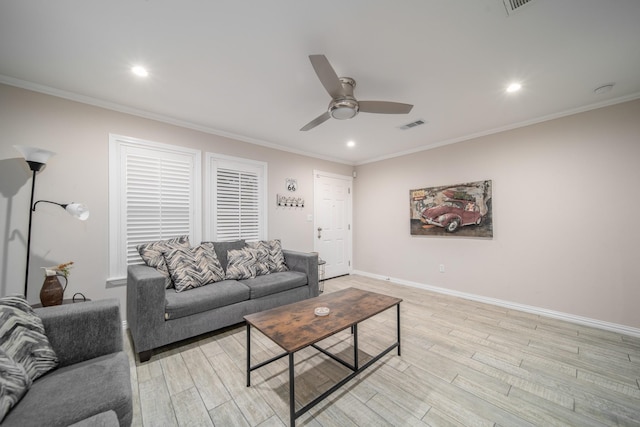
[439,264,445,273]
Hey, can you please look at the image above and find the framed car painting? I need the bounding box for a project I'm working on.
[410,180,493,238]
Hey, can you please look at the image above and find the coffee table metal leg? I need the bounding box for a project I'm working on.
[289,352,295,427]
[353,324,359,370]
[246,323,251,386]
[397,303,401,356]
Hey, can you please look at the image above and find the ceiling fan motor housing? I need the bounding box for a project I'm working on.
[329,77,358,119]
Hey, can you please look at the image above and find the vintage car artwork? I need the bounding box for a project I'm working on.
[420,199,484,232]
[411,180,492,237]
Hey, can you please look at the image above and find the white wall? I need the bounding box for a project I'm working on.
[0,84,352,309]
[3,83,640,331]
[353,99,640,329]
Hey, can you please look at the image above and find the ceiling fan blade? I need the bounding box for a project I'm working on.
[300,111,331,131]
[309,55,343,99]
[358,101,413,114]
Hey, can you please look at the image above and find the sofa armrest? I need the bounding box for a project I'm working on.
[127,264,167,354]
[283,250,319,297]
[35,299,122,368]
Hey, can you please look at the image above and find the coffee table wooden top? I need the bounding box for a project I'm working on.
[244,287,402,353]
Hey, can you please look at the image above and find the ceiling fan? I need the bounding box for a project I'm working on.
[300,54,413,131]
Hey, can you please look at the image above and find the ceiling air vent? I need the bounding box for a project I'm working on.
[399,119,426,130]
[503,0,534,15]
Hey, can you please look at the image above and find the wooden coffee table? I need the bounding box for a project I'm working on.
[244,287,402,426]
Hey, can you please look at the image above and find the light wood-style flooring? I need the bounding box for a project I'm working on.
[125,275,640,426]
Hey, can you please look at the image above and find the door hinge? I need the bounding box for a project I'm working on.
[348,224,351,230]
[348,187,351,194]
[348,260,351,267]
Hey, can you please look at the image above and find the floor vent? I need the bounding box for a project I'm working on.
[400,119,426,130]
[503,0,534,15]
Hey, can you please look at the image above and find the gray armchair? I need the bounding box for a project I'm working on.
[2,299,133,427]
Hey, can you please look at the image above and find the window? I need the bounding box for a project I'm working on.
[108,134,201,284]
[205,153,267,242]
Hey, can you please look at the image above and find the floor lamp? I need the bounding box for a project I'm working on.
[15,145,55,297]
[14,145,90,299]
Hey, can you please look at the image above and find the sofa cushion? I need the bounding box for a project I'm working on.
[137,235,190,289]
[1,352,132,427]
[0,296,58,382]
[202,240,246,272]
[0,349,31,423]
[163,243,225,292]
[241,271,308,299]
[225,247,258,280]
[164,280,251,320]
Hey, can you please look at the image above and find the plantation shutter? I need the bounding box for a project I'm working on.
[206,154,266,242]
[125,154,193,265]
[216,167,260,241]
[109,134,201,283]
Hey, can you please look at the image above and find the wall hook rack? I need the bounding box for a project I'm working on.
[277,194,304,208]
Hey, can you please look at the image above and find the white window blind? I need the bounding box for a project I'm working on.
[124,155,192,264]
[109,134,201,283]
[206,154,267,242]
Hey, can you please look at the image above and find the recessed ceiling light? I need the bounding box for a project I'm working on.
[506,82,522,93]
[131,66,149,77]
[347,140,356,148]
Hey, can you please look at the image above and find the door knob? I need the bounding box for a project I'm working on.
[317,227,322,239]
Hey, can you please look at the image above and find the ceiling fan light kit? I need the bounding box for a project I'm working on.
[301,54,413,131]
[330,99,359,120]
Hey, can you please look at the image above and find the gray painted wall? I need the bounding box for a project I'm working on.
[2,83,639,330]
[0,84,352,310]
[353,99,640,329]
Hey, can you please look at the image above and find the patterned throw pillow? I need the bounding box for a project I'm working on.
[137,236,190,289]
[0,348,31,423]
[0,296,58,383]
[163,243,225,292]
[248,241,271,276]
[225,247,258,280]
[267,239,288,273]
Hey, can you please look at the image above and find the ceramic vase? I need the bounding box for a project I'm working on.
[40,274,64,306]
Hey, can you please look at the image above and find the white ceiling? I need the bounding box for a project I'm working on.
[1,0,639,165]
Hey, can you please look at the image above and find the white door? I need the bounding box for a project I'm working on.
[314,170,352,279]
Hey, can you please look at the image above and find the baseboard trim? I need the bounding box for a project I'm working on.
[352,270,640,338]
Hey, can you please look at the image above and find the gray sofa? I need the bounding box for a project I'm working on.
[3,299,132,427]
[127,245,319,362]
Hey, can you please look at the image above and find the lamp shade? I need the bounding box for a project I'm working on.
[14,145,56,165]
[65,203,90,221]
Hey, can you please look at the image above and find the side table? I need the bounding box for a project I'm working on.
[318,258,326,293]
[31,297,91,309]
